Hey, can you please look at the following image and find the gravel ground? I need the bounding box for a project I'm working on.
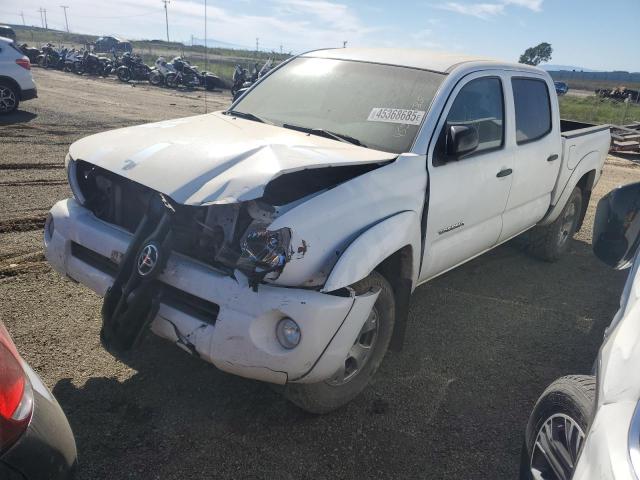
[1,68,638,479]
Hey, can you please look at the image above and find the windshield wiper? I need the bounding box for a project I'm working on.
[282,124,366,148]
[225,110,268,124]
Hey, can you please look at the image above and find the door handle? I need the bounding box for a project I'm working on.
[547,154,559,162]
[496,168,513,178]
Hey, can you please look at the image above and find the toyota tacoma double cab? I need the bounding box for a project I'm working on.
[44,48,610,413]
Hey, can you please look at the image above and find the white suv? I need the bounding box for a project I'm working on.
[0,36,37,114]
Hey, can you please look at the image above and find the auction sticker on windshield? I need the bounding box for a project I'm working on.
[367,108,426,125]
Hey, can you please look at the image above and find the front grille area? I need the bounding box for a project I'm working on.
[71,242,219,325]
[73,160,245,273]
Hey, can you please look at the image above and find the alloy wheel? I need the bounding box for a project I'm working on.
[326,308,379,386]
[558,200,578,248]
[0,86,17,113]
[530,413,586,480]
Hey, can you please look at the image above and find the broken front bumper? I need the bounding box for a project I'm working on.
[44,199,377,385]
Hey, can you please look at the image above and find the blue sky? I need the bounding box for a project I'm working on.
[4,0,639,71]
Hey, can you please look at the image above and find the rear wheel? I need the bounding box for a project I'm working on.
[0,81,19,114]
[525,187,582,262]
[520,375,595,480]
[283,271,395,414]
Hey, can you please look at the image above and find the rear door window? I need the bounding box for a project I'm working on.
[512,78,552,144]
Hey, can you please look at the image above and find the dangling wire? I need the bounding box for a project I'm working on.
[204,0,208,113]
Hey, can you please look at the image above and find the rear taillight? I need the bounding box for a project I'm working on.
[0,323,33,452]
[16,58,31,70]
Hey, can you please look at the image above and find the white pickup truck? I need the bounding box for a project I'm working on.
[44,48,610,413]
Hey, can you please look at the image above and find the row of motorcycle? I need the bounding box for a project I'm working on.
[18,43,224,91]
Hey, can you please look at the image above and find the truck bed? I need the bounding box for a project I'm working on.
[560,119,611,138]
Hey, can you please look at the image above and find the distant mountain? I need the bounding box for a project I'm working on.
[540,64,600,72]
[191,37,253,50]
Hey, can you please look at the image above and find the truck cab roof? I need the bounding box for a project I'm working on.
[303,47,545,75]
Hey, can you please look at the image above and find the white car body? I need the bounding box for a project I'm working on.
[0,36,37,103]
[573,251,640,480]
[44,48,610,386]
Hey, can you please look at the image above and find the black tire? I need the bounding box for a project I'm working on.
[283,271,395,414]
[117,67,131,82]
[0,81,19,114]
[526,187,582,262]
[520,375,595,480]
[165,73,178,88]
[149,71,163,86]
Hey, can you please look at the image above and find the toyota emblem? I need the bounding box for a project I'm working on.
[137,244,159,276]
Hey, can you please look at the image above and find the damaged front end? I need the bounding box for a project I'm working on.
[68,157,383,353]
[72,159,300,290]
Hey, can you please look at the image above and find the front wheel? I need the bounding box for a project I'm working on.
[165,73,178,88]
[117,67,131,82]
[525,187,582,262]
[149,71,163,86]
[283,271,395,414]
[520,375,595,480]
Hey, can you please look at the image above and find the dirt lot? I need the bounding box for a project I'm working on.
[1,68,639,479]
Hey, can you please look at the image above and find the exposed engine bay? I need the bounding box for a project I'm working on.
[71,159,382,286]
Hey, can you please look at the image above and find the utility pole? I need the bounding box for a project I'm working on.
[43,8,48,29]
[38,8,44,28]
[20,11,25,26]
[161,0,170,42]
[60,6,69,32]
[279,44,283,55]
[343,40,347,48]
[256,37,259,53]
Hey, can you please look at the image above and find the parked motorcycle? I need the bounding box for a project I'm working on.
[148,57,175,86]
[63,49,82,72]
[115,52,151,82]
[73,50,112,76]
[19,43,41,64]
[232,59,273,100]
[37,44,65,69]
[164,57,200,89]
[231,64,249,98]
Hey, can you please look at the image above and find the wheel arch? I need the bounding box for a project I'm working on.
[321,211,421,351]
[575,169,596,232]
[0,76,21,96]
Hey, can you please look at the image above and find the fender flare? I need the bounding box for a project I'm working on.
[539,150,600,226]
[321,211,421,293]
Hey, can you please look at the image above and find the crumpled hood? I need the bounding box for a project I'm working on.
[68,112,396,205]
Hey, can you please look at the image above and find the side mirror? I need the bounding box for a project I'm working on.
[446,124,479,158]
[593,182,640,269]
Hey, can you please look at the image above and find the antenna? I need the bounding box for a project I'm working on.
[60,6,70,32]
[162,0,170,42]
[204,0,208,113]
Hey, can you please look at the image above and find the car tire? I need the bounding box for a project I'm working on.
[283,271,395,414]
[520,375,595,480]
[0,81,19,114]
[526,187,582,262]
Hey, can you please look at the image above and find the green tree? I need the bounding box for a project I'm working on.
[518,42,553,66]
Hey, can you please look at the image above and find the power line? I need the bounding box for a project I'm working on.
[60,5,69,32]
[161,0,170,42]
